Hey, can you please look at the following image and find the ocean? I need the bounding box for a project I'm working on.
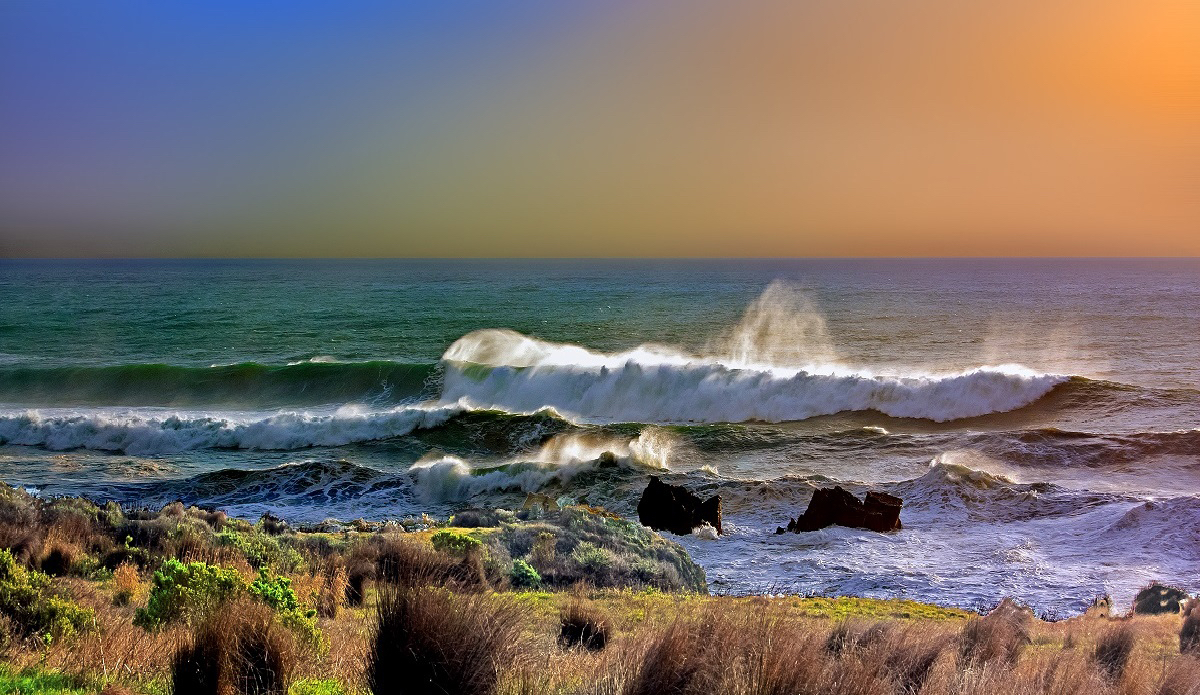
[1,258,1198,615]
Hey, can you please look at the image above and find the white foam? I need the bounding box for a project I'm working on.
[440,330,1064,424]
[0,404,462,455]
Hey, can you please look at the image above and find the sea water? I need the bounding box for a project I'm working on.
[1,258,1198,614]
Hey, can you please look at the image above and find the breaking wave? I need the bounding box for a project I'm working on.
[439,329,1068,424]
[0,404,463,455]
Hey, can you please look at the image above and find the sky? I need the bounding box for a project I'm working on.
[0,0,1197,257]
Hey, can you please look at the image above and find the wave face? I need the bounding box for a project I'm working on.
[0,361,437,408]
[439,329,1067,424]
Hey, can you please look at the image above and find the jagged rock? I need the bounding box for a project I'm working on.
[783,486,902,533]
[637,476,722,536]
[1085,595,1113,618]
[1133,583,1189,614]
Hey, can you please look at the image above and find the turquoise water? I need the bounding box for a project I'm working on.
[1,258,1198,613]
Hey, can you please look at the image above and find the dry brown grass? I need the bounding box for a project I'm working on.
[1093,623,1137,682]
[4,573,1200,695]
[367,584,526,695]
[958,599,1033,668]
[9,577,184,690]
[315,558,349,620]
[1157,654,1200,695]
[112,561,141,606]
[171,599,299,695]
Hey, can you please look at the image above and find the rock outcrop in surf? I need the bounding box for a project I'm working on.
[1133,583,1189,615]
[776,486,902,534]
[637,476,722,536]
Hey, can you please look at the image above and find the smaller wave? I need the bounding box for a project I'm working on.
[891,452,1111,523]
[982,427,1200,469]
[1106,497,1200,543]
[0,404,463,455]
[79,460,409,513]
[0,360,438,408]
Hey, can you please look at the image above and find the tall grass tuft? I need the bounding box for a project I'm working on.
[558,600,610,652]
[171,600,298,695]
[958,598,1032,668]
[621,612,724,695]
[1092,624,1136,682]
[366,585,523,695]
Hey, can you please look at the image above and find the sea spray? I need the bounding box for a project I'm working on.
[408,429,677,502]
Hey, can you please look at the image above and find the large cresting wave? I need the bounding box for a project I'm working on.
[438,329,1068,424]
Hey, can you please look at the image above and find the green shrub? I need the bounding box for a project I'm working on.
[430,530,482,556]
[134,558,245,630]
[249,569,320,646]
[0,549,93,644]
[570,542,614,573]
[510,559,541,589]
[215,530,304,572]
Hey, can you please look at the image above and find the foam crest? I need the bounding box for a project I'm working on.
[0,404,462,455]
[440,350,1065,424]
[920,452,1018,489]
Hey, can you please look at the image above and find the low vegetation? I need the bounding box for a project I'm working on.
[0,484,1198,695]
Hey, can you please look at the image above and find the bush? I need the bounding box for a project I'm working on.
[449,509,498,528]
[366,586,523,695]
[345,550,375,607]
[316,561,348,620]
[258,512,290,536]
[430,530,482,556]
[0,548,93,644]
[134,558,245,630]
[248,569,319,646]
[172,600,298,695]
[623,613,721,695]
[215,531,304,573]
[570,542,614,574]
[375,535,482,590]
[490,508,706,591]
[509,559,541,589]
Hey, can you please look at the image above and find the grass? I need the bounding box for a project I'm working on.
[2,487,1200,695]
[0,665,93,695]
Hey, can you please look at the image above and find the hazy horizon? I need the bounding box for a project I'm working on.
[2,0,1198,257]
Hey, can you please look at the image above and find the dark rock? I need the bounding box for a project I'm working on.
[637,476,722,536]
[784,486,902,533]
[258,511,291,535]
[1133,583,1189,615]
